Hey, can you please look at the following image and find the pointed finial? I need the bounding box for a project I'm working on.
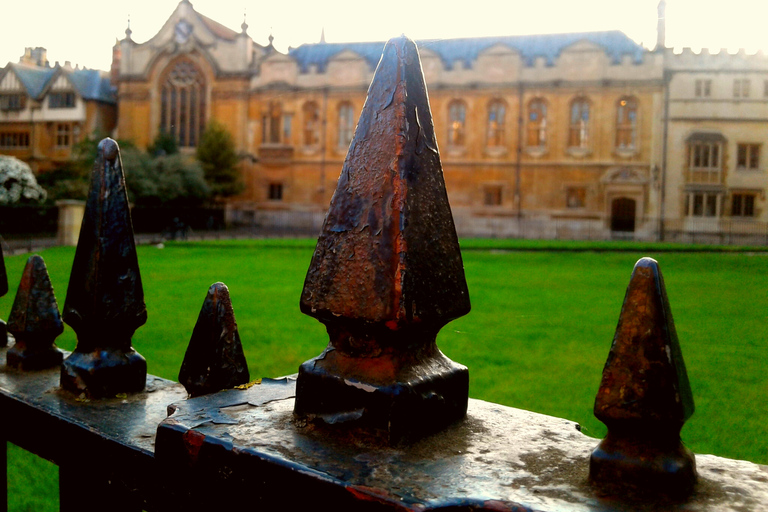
[6,255,64,371]
[294,35,470,442]
[0,240,8,347]
[125,15,132,39]
[320,27,326,44]
[268,32,274,47]
[60,138,148,398]
[241,8,248,33]
[179,283,250,397]
[590,257,696,497]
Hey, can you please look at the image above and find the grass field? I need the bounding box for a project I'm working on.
[2,238,767,510]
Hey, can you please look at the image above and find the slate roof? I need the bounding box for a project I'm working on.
[67,69,116,104]
[4,64,116,104]
[288,31,646,73]
[9,64,56,98]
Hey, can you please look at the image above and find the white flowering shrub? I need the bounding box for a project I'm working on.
[0,155,47,204]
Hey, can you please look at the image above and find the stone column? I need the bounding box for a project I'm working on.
[56,200,85,246]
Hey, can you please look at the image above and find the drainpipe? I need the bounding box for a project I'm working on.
[319,86,328,200]
[515,82,523,225]
[659,68,671,241]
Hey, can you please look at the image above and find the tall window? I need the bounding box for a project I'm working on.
[736,143,760,170]
[48,92,75,109]
[337,102,355,149]
[262,102,292,144]
[695,79,711,98]
[160,60,206,147]
[686,192,720,217]
[731,193,756,217]
[568,98,590,149]
[486,100,506,148]
[689,140,722,183]
[615,97,638,150]
[734,79,750,98]
[303,102,321,147]
[447,100,467,147]
[55,124,71,147]
[526,99,547,148]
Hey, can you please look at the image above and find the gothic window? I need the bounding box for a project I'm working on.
[303,102,321,147]
[448,100,467,147]
[615,97,638,150]
[568,98,590,149]
[337,102,355,149]
[486,100,506,147]
[526,99,547,147]
[160,60,206,147]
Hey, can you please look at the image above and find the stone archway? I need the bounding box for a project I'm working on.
[611,197,636,232]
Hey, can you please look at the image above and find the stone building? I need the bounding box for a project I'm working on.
[661,48,768,243]
[112,0,666,239]
[0,48,117,173]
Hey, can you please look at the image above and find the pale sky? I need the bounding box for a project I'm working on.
[1,0,765,71]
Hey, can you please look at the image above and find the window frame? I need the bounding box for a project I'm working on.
[736,143,760,170]
[337,102,355,150]
[447,100,467,148]
[302,101,321,148]
[525,98,547,149]
[567,97,590,150]
[615,97,638,151]
[48,91,76,109]
[55,123,72,148]
[485,100,506,149]
[159,59,206,148]
[731,193,756,217]
[695,79,712,98]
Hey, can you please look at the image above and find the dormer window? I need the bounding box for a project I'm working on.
[49,92,75,109]
[0,94,25,111]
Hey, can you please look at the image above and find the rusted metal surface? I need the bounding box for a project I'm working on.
[157,378,768,512]
[61,138,148,398]
[0,240,8,347]
[6,255,64,370]
[591,257,696,498]
[178,282,249,397]
[296,35,470,442]
[0,345,188,510]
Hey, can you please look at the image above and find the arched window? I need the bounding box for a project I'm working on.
[615,97,638,150]
[337,102,355,149]
[303,102,321,147]
[262,102,291,144]
[448,100,467,147]
[160,59,206,147]
[568,98,590,149]
[526,99,547,148]
[486,100,506,148]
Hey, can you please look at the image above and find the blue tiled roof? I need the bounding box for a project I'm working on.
[288,31,646,72]
[68,69,116,104]
[11,64,56,99]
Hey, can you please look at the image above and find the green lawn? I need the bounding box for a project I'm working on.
[2,239,767,510]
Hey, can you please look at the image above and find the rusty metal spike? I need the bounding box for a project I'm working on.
[6,255,64,370]
[179,282,250,397]
[0,241,8,347]
[60,138,147,397]
[294,36,470,442]
[590,257,696,498]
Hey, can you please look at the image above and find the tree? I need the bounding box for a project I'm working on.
[147,131,179,157]
[196,120,243,199]
[0,156,46,204]
[121,148,210,207]
[37,132,136,203]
